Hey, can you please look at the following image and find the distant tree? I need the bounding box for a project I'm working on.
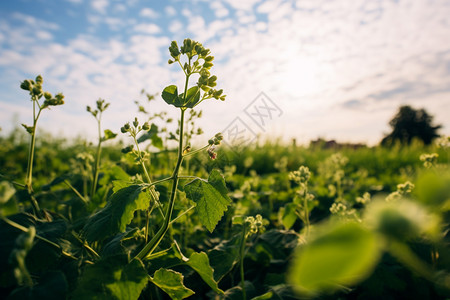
[381,105,441,146]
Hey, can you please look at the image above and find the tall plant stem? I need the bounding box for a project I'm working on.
[90,117,102,198]
[134,108,186,260]
[304,196,310,236]
[25,98,43,217]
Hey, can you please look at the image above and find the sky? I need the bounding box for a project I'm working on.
[0,0,449,146]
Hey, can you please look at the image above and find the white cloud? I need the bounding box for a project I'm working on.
[169,20,183,33]
[165,6,177,16]
[134,23,161,34]
[12,12,59,30]
[210,2,229,18]
[222,0,262,11]
[140,7,159,18]
[91,0,109,14]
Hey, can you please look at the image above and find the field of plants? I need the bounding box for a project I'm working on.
[1,39,450,299]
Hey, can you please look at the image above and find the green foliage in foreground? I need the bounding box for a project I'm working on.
[1,39,450,299]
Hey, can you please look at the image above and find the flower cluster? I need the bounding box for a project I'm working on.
[386,181,415,202]
[120,118,150,154]
[20,75,64,108]
[289,166,311,184]
[356,192,371,205]
[420,153,439,169]
[86,98,110,117]
[168,38,225,102]
[245,214,268,237]
[207,133,223,160]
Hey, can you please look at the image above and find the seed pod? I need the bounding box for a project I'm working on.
[203,62,213,69]
[20,80,32,91]
[35,75,43,85]
[121,145,134,154]
[32,85,42,96]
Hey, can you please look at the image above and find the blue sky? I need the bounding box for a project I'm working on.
[1,0,449,145]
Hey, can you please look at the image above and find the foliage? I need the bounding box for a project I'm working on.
[381,105,441,146]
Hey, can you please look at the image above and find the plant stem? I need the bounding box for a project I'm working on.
[134,108,186,260]
[90,117,102,198]
[239,226,247,300]
[64,180,88,203]
[25,99,43,218]
[304,196,310,236]
[182,145,209,157]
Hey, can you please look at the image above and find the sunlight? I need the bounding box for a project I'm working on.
[277,56,323,98]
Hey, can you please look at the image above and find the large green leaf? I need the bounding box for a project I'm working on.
[186,252,223,294]
[72,255,148,300]
[150,268,194,300]
[184,169,231,232]
[162,85,183,107]
[180,86,200,108]
[207,234,241,281]
[83,185,151,242]
[288,221,381,295]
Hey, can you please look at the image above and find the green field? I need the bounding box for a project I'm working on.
[1,39,449,299]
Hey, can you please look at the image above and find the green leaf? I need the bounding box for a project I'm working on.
[180,86,200,108]
[83,185,151,242]
[184,169,231,232]
[102,129,117,141]
[162,85,183,107]
[280,203,297,230]
[186,252,223,294]
[72,255,148,300]
[207,234,241,281]
[150,268,194,300]
[288,221,381,295]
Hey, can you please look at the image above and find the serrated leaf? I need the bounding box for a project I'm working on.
[180,86,200,108]
[288,221,381,295]
[72,255,148,300]
[150,268,194,300]
[184,169,231,232]
[83,185,151,242]
[162,85,183,107]
[186,252,223,294]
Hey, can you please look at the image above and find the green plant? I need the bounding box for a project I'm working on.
[232,214,268,300]
[86,99,117,198]
[19,75,65,217]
